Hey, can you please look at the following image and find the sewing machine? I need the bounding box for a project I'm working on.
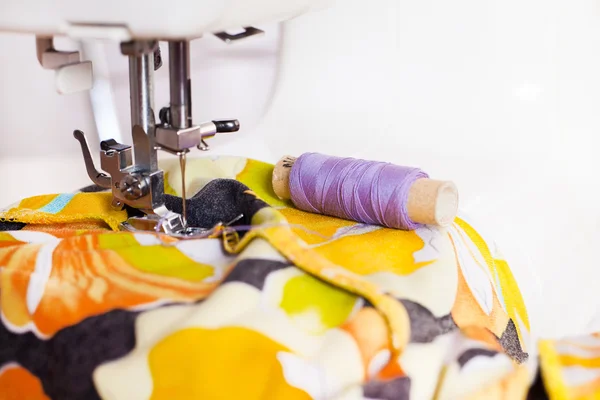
[2,0,600,340]
[0,0,331,237]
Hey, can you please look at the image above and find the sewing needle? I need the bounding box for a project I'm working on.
[179,151,188,228]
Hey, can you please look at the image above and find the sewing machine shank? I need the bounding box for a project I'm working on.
[73,39,240,235]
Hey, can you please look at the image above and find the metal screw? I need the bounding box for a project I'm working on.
[120,174,149,200]
[154,45,163,70]
[111,198,124,210]
[159,107,171,126]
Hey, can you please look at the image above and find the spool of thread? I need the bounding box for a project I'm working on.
[272,153,458,229]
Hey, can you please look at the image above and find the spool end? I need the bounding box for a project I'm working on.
[407,179,458,227]
[272,155,297,200]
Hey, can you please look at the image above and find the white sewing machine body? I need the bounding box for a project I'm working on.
[1,0,599,339]
[0,0,329,39]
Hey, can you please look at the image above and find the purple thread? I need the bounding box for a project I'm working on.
[288,153,429,230]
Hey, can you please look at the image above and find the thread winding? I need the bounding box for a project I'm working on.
[288,153,429,230]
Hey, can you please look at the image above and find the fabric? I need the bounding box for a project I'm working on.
[538,334,600,400]
[0,156,539,399]
[0,192,127,231]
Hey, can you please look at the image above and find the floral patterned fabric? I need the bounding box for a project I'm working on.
[0,156,539,399]
[538,334,600,400]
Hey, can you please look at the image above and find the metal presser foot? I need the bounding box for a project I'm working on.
[73,39,240,239]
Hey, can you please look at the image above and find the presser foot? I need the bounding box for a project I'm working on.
[120,213,244,241]
[73,130,165,210]
[120,215,206,238]
[73,128,246,239]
